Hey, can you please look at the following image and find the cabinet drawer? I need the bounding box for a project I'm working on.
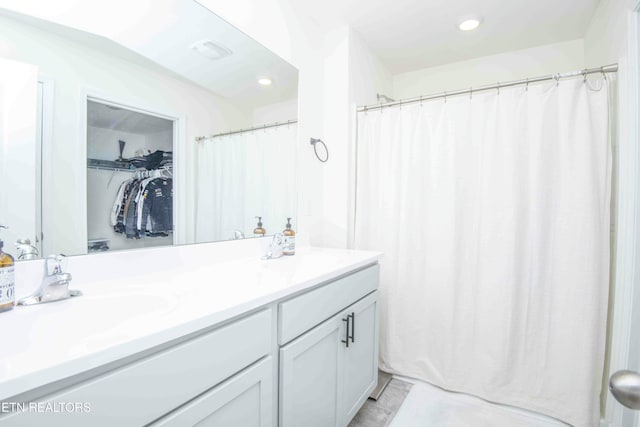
[0,309,272,427]
[278,264,378,345]
[152,357,273,427]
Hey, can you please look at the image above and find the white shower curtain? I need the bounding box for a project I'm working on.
[195,124,297,242]
[354,78,611,426]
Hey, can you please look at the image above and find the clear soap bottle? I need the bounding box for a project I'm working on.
[283,218,295,256]
[0,226,15,313]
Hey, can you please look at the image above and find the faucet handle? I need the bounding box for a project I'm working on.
[46,254,66,275]
[262,234,286,260]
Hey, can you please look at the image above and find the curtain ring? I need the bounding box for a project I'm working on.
[583,70,587,84]
[399,99,403,110]
[554,74,560,87]
[525,78,529,92]
[601,66,607,81]
[469,87,473,100]
[420,95,423,107]
[497,83,500,95]
[444,91,447,103]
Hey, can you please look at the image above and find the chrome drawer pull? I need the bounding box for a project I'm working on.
[342,317,350,348]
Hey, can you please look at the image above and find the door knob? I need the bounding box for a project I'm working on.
[610,370,640,410]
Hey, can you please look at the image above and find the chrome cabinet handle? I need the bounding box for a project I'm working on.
[610,370,640,410]
[348,312,355,344]
[342,317,350,348]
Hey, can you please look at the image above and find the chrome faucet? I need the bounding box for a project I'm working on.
[15,238,39,260]
[262,233,285,260]
[18,255,82,306]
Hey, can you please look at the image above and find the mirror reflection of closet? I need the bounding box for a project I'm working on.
[86,100,174,253]
[0,2,299,260]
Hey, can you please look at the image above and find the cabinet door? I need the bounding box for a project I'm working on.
[0,310,272,427]
[341,291,379,426]
[279,315,345,427]
[152,357,273,427]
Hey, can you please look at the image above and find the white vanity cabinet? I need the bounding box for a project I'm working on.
[0,255,381,427]
[278,265,379,427]
[341,292,379,423]
[151,357,273,427]
[0,309,273,427]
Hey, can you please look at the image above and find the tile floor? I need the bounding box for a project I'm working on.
[349,379,413,427]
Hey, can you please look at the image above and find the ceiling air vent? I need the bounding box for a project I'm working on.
[189,40,232,60]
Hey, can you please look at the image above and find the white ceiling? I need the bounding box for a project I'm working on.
[286,0,599,74]
[88,101,174,135]
[0,0,600,90]
[0,0,298,110]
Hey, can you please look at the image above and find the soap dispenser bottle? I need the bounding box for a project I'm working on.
[253,217,266,237]
[283,218,295,256]
[0,226,15,313]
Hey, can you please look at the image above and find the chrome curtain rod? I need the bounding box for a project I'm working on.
[196,119,298,142]
[357,64,618,113]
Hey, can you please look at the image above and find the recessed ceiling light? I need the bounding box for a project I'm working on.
[258,78,272,86]
[458,16,481,31]
[189,40,232,60]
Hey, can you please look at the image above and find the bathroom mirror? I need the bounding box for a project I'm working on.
[0,0,299,260]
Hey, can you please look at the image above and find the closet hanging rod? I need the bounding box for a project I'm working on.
[88,165,136,173]
[357,63,618,112]
[195,119,298,142]
[87,163,173,173]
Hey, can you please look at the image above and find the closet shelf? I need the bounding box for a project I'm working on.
[87,158,136,172]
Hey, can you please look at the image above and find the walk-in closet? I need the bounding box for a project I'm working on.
[86,100,174,253]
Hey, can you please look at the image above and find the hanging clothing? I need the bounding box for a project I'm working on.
[353,78,611,427]
[110,179,130,233]
[111,172,173,239]
[140,177,173,236]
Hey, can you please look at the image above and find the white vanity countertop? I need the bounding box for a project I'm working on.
[0,246,381,401]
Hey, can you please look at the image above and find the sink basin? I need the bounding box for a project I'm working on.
[73,292,178,351]
[15,291,178,355]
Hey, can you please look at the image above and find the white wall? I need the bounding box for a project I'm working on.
[252,98,298,125]
[583,1,638,426]
[392,39,585,99]
[584,0,631,67]
[0,13,249,256]
[347,29,394,247]
[197,0,331,250]
[317,26,394,248]
[87,126,174,160]
[146,129,174,154]
[199,3,392,252]
[317,26,351,248]
[349,29,394,106]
